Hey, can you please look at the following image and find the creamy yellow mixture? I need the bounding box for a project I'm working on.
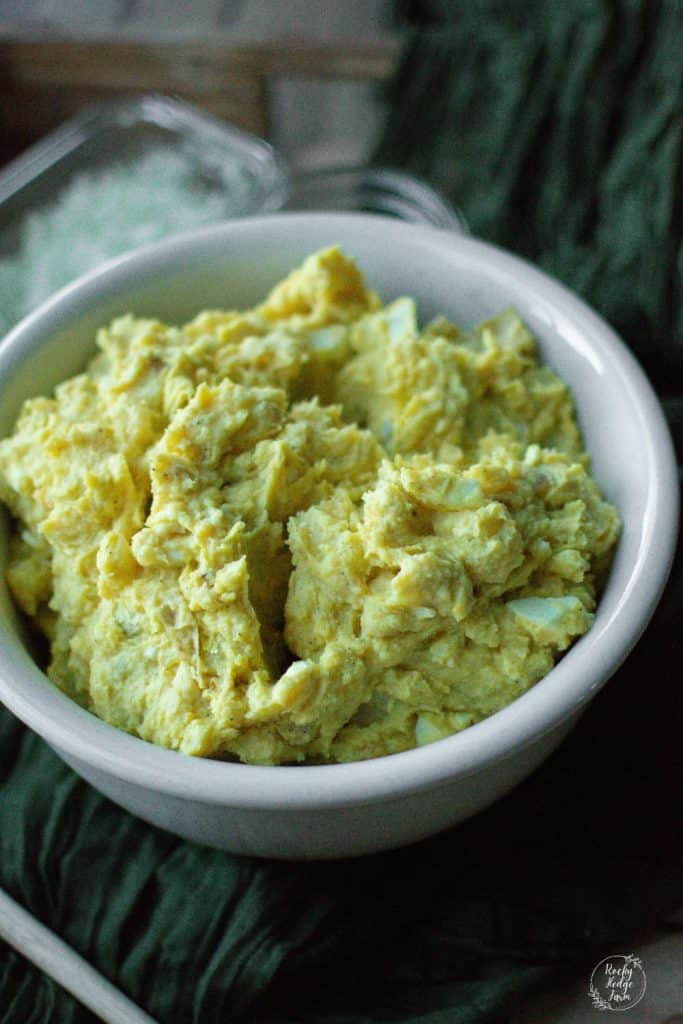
[0,248,620,763]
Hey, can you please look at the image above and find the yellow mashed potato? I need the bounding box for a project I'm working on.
[0,248,620,764]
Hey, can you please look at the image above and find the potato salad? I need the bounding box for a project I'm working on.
[0,248,620,763]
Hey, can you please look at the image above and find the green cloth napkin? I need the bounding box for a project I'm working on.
[380,0,683,389]
[2,2,682,1020]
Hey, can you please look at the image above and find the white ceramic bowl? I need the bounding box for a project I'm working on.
[0,214,678,859]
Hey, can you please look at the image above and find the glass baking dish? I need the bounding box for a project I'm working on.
[0,94,289,334]
[0,93,288,235]
[286,165,468,232]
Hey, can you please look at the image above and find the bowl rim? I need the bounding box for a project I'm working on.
[0,212,678,810]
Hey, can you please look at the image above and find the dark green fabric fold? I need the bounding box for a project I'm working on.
[2,1,683,1020]
[378,0,683,386]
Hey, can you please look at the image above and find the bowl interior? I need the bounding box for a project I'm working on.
[0,214,675,801]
